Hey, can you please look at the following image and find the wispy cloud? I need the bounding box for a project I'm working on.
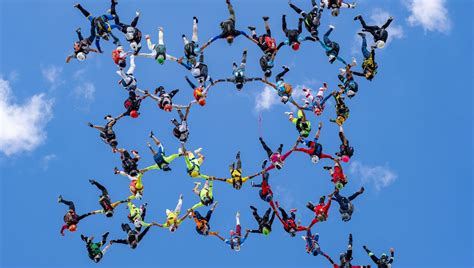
[255,86,280,112]
[405,0,451,33]
[0,78,54,156]
[349,161,397,191]
[41,65,63,89]
[73,82,95,101]
[41,154,57,170]
[274,185,296,209]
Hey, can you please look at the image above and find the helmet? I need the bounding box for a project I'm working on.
[105,210,114,218]
[162,163,171,171]
[93,255,101,263]
[135,192,142,200]
[264,69,272,77]
[380,253,388,263]
[328,54,336,63]
[198,98,206,106]
[376,40,386,49]
[76,52,86,61]
[317,214,327,222]
[274,161,283,170]
[335,182,344,190]
[331,8,340,17]
[311,155,320,164]
[130,110,139,118]
[347,90,356,98]
[130,41,140,51]
[164,104,173,112]
[236,83,243,90]
[281,96,289,104]
[262,227,270,236]
[134,219,142,228]
[291,42,300,51]
[341,155,350,163]
[191,170,200,178]
[169,225,177,232]
[264,194,273,202]
[226,36,234,44]
[341,212,351,222]
[68,224,77,232]
[125,27,136,41]
[157,55,165,65]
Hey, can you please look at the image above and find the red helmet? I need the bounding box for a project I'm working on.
[164,104,173,112]
[198,98,206,106]
[291,42,300,51]
[130,110,139,118]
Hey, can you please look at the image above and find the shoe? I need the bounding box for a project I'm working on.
[87,122,93,127]
[178,147,183,155]
[289,208,297,213]
[194,148,202,154]
[193,16,198,23]
[282,65,290,70]
[285,112,293,116]
[248,26,256,31]
[73,3,80,8]
[89,179,95,184]
[354,15,362,21]
[135,11,140,17]
[250,205,257,211]
[357,32,366,37]
[329,25,335,29]
[114,167,119,174]
[323,166,332,170]
[262,16,269,21]
[58,195,63,203]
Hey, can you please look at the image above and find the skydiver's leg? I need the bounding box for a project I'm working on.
[90,180,108,196]
[348,189,363,201]
[236,151,242,170]
[122,223,132,233]
[75,4,92,19]
[240,49,247,69]
[278,207,289,221]
[158,27,164,45]
[227,0,236,22]
[359,33,371,59]
[323,27,334,47]
[298,18,303,34]
[277,144,283,154]
[275,67,289,82]
[289,2,307,17]
[59,197,76,211]
[76,28,84,41]
[205,209,214,221]
[175,195,183,214]
[109,32,121,46]
[381,17,393,29]
[262,208,271,222]
[259,137,273,158]
[235,212,241,236]
[101,232,109,246]
[185,76,197,89]
[177,109,185,121]
[130,13,140,28]
[250,206,262,222]
[282,15,289,36]
[263,16,271,36]
[192,17,199,43]
[182,35,190,45]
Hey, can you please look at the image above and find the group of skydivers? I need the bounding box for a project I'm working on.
[60,0,396,267]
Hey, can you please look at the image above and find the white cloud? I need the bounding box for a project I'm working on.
[255,86,280,112]
[41,65,63,89]
[73,82,95,101]
[406,0,451,33]
[274,185,296,209]
[370,9,404,40]
[41,154,57,170]
[0,78,53,156]
[349,161,397,191]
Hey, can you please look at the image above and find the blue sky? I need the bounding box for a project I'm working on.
[0,0,472,267]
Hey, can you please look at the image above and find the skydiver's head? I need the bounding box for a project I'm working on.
[163,104,173,112]
[328,54,337,63]
[365,70,374,80]
[347,90,356,98]
[101,33,110,40]
[274,161,283,170]
[134,192,142,200]
[93,254,102,263]
[130,241,138,249]
[105,210,114,218]
[291,42,301,51]
[76,52,86,61]
[311,155,320,164]
[341,155,350,163]
[198,97,206,106]
[169,225,178,232]
[226,36,235,44]
[134,219,142,228]
[380,254,388,263]
[68,224,77,232]
[162,163,171,171]
[157,54,165,65]
[335,181,344,190]
[236,82,244,90]
[376,40,386,49]
[341,212,351,222]
[262,227,271,236]
[201,196,212,206]
[317,214,327,222]
[281,96,289,104]
[198,222,209,235]
[264,69,272,77]
[125,27,136,41]
[130,41,141,52]
[314,107,323,116]
[331,8,340,17]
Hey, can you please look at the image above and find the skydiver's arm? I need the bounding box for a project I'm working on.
[260,79,277,89]
[137,226,151,242]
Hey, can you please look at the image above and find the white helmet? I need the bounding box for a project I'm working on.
[281,96,289,103]
[125,27,136,41]
[328,54,336,62]
[331,8,340,17]
[311,155,320,164]
[130,41,140,51]
[135,192,142,200]
[76,52,86,61]
[376,40,386,49]
[134,219,142,228]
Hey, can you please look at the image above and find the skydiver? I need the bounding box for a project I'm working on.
[118,89,149,119]
[80,232,111,263]
[171,104,192,143]
[211,212,250,251]
[319,25,347,64]
[274,204,307,237]
[181,146,210,179]
[248,206,275,236]
[87,115,119,152]
[363,245,395,268]
[190,202,218,236]
[115,148,140,177]
[109,1,142,54]
[138,27,179,64]
[302,229,331,258]
[109,223,152,249]
[320,0,356,17]
[329,90,350,126]
[301,83,332,116]
[251,160,275,204]
[288,0,323,40]
[114,168,145,200]
[335,125,354,162]
[276,15,316,51]
[352,32,378,80]
[332,187,364,222]
[247,16,278,77]
[285,109,312,138]
[259,136,295,171]
[58,195,97,236]
[66,23,99,63]
[153,194,190,232]
[89,179,129,217]
[324,158,348,190]
[213,49,262,90]
[190,178,214,210]
[147,86,179,112]
[181,17,200,66]
[323,234,371,268]
[200,0,250,51]
[307,194,333,228]
[261,66,298,104]
[294,122,334,164]
[214,151,261,190]
[354,15,394,49]
[338,62,359,98]
[141,131,183,172]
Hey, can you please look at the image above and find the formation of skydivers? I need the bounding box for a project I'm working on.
[62,0,396,266]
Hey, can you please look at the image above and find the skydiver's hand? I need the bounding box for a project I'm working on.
[390,248,394,253]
